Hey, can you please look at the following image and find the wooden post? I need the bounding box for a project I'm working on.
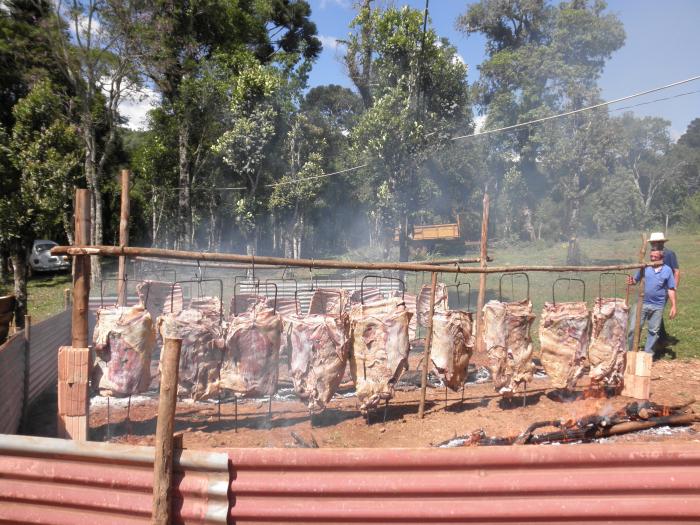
[117,169,130,307]
[474,194,490,354]
[418,272,438,419]
[152,337,182,525]
[622,234,651,399]
[20,314,31,431]
[72,189,91,348]
[632,234,647,353]
[58,189,91,440]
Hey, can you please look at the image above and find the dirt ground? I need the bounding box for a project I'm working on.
[78,352,700,450]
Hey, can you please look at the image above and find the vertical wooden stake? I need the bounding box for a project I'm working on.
[632,234,647,353]
[153,337,182,525]
[418,272,438,419]
[72,189,91,348]
[117,169,130,307]
[21,314,31,431]
[474,194,490,354]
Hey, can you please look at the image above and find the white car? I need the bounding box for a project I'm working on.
[29,240,71,273]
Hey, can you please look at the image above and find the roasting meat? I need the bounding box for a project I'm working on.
[349,287,384,306]
[286,313,350,413]
[309,288,350,316]
[589,298,628,387]
[417,283,448,327]
[277,297,302,367]
[349,297,412,413]
[220,305,282,397]
[399,292,418,341]
[431,310,474,390]
[158,297,225,400]
[539,301,591,390]
[93,305,156,396]
[230,294,269,316]
[136,280,183,322]
[482,299,535,395]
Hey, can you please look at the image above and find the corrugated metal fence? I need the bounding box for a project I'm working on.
[228,443,700,524]
[0,309,72,435]
[0,434,228,524]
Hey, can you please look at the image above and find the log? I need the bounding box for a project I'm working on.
[72,190,91,348]
[53,244,656,275]
[117,169,130,307]
[474,194,490,354]
[418,272,438,419]
[152,337,182,525]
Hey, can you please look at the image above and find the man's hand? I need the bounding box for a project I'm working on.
[670,305,677,319]
[668,289,677,319]
[626,274,636,286]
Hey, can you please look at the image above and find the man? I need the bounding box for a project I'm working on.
[627,249,677,354]
[648,232,680,344]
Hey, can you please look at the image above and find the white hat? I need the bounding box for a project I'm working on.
[648,232,668,243]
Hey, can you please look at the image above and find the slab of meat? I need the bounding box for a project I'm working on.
[230,294,269,317]
[400,292,418,342]
[158,297,225,400]
[416,282,448,327]
[309,288,350,316]
[93,305,156,396]
[349,287,384,307]
[220,305,282,397]
[589,298,628,387]
[539,301,591,390]
[431,310,474,391]
[482,299,535,395]
[349,297,412,413]
[285,313,350,413]
[277,297,301,368]
[136,281,183,322]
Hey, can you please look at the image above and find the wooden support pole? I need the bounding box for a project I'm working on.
[59,189,91,441]
[474,194,490,354]
[72,190,91,348]
[54,245,653,275]
[418,272,438,419]
[20,314,31,431]
[632,234,647,353]
[117,169,130,307]
[153,337,182,525]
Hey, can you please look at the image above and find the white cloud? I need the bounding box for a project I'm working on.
[318,35,345,52]
[320,0,351,8]
[119,87,159,131]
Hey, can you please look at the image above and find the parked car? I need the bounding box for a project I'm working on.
[29,240,70,273]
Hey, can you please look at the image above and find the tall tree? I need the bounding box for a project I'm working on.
[347,5,471,261]
[459,0,625,253]
[110,0,321,249]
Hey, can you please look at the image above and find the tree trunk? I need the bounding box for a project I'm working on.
[522,205,536,242]
[398,213,409,262]
[10,242,28,330]
[84,128,102,283]
[177,119,191,250]
[566,195,582,265]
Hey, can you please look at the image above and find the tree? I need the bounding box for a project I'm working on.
[347,5,471,261]
[0,80,81,326]
[46,0,141,281]
[458,0,625,253]
[110,0,321,249]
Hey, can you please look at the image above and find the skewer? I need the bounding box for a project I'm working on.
[106,396,111,441]
[523,383,527,408]
[217,391,221,423]
[268,394,272,421]
[234,396,238,433]
[445,386,448,410]
[383,399,389,424]
[461,382,465,405]
[126,395,132,437]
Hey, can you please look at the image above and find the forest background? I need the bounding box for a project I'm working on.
[1,0,700,326]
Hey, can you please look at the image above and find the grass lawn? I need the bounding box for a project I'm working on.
[9,230,698,358]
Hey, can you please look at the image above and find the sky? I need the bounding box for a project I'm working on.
[302,0,700,140]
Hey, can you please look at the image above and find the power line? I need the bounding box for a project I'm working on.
[450,74,700,141]
[155,74,700,193]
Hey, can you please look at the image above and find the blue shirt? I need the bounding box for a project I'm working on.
[634,264,676,307]
[664,248,679,271]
